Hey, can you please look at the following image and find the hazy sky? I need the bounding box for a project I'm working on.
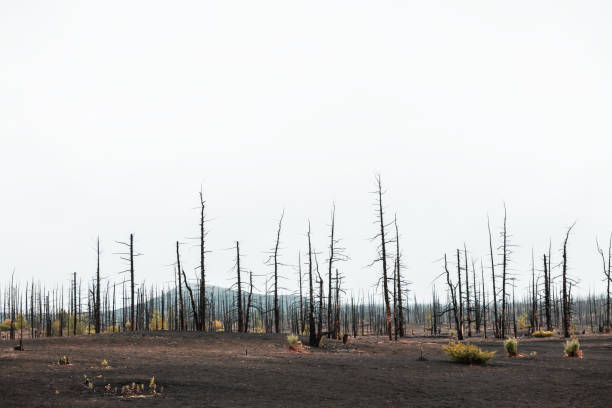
[1,1,611,299]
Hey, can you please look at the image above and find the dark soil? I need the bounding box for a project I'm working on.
[1,332,612,407]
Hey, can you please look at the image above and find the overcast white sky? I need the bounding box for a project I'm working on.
[1,1,611,300]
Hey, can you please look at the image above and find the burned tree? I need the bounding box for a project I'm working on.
[443,254,463,340]
[487,216,500,337]
[307,222,317,346]
[116,234,138,331]
[198,189,208,332]
[326,203,347,337]
[596,234,611,331]
[94,237,101,334]
[267,211,284,334]
[562,223,575,338]
[235,241,244,332]
[176,241,185,331]
[372,175,392,341]
[394,216,405,338]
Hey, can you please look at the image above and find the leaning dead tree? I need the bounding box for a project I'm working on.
[372,175,392,341]
[562,223,575,338]
[443,254,463,340]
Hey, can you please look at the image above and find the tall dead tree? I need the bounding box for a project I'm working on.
[456,249,464,339]
[307,222,316,346]
[444,254,463,340]
[373,175,392,341]
[326,203,347,337]
[235,241,243,332]
[394,216,404,337]
[73,272,77,336]
[116,234,137,331]
[596,234,611,330]
[245,271,253,333]
[268,211,284,334]
[500,206,509,338]
[543,253,552,331]
[94,237,101,334]
[176,241,185,331]
[464,244,471,337]
[298,252,304,334]
[198,189,207,331]
[562,223,575,338]
[487,216,500,337]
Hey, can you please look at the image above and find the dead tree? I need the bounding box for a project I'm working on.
[562,223,575,338]
[115,234,138,331]
[307,222,317,346]
[235,241,243,332]
[198,189,208,331]
[394,216,405,337]
[456,249,464,339]
[500,206,510,338]
[181,266,199,330]
[464,244,471,337]
[267,211,284,334]
[176,241,185,331]
[481,261,487,338]
[245,271,253,333]
[543,253,552,331]
[444,254,463,340]
[94,237,101,334]
[372,175,392,341]
[298,251,304,334]
[326,203,347,338]
[487,216,500,337]
[596,234,611,330]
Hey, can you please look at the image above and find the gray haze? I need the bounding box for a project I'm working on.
[1,1,611,299]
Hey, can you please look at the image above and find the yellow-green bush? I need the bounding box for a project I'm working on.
[564,338,582,357]
[504,338,518,356]
[533,330,553,337]
[443,342,495,364]
[287,334,299,348]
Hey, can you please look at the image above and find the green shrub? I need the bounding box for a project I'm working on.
[564,338,582,357]
[504,338,518,356]
[533,330,553,337]
[287,334,301,350]
[443,342,495,364]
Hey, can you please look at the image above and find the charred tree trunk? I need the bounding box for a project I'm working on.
[236,241,243,332]
[272,212,284,334]
[176,241,185,331]
[94,238,101,334]
[487,216,500,338]
[198,190,207,332]
[245,271,253,333]
[444,254,463,340]
[394,217,405,337]
[375,175,392,341]
[307,222,317,347]
[562,224,575,338]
